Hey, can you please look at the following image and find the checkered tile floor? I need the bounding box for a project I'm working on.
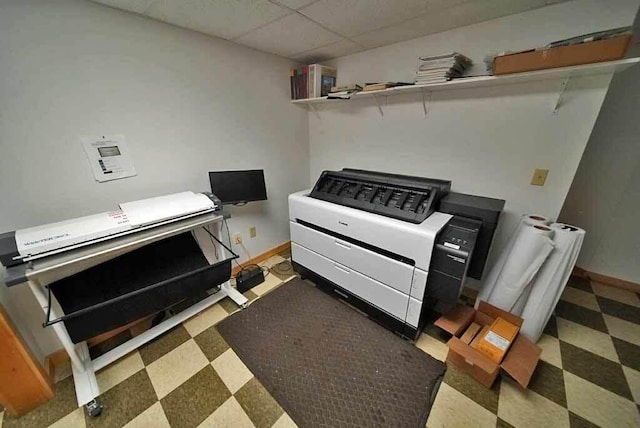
[422,276,640,428]
[2,256,639,427]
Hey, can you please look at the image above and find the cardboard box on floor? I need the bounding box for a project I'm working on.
[435,301,541,389]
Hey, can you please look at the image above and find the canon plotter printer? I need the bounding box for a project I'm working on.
[289,169,505,340]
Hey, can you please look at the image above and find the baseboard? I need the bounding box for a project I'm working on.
[573,266,640,293]
[231,241,291,276]
[45,356,56,386]
[44,349,68,385]
[45,241,292,372]
[571,266,589,279]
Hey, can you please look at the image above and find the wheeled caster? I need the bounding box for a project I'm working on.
[85,399,103,417]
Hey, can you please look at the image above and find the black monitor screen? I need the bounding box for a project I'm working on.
[209,170,267,204]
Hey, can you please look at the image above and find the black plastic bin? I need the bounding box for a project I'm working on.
[49,232,232,343]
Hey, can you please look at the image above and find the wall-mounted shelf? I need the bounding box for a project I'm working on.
[290,58,640,109]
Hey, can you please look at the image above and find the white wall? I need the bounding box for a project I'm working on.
[0,0,309,360]
[559,11,640,283]
[310,0,639,288]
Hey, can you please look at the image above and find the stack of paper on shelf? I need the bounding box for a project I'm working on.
[327,84,362,99]
[362,82,413,92]
[415,52,472,84]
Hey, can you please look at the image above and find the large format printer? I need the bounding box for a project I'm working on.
[289,169,505,340]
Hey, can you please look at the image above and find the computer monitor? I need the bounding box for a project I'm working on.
[208,170,267,205]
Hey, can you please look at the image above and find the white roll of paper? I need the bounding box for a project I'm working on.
[477,214,552,307]
[520,223,586,342]
[483,224,555,312]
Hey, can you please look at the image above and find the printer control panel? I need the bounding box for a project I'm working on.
[439,221,477,254]
[427,216,481,305]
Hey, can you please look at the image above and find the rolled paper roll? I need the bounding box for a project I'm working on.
[520,223,586,342]
[477,214,553,307]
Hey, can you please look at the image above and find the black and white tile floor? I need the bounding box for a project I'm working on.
[422,276,640,428]
[2,258,639,428]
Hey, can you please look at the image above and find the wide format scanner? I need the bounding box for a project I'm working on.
[0,191,242,417]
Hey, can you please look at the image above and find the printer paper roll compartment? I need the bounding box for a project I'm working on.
[49,233,232,343]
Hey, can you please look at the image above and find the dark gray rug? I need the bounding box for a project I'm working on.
[217,278,445,427]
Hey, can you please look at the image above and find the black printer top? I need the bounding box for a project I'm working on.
[309,169,451,224]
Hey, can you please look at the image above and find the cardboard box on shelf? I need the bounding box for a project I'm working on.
[493,35,631,75]
[435,301,541,388]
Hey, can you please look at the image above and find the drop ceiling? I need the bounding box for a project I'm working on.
[92,0,568,63]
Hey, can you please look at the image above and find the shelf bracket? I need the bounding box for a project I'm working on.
[308,103,320,120]
[421,89,431,117]
[553,75,570,115]
[373,95,385,118]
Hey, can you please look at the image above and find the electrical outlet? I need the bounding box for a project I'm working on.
[249,226,257,238]
[233,233,242,244]
[531,168,549,186]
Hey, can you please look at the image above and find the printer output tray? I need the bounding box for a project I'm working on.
[49,232,231,343]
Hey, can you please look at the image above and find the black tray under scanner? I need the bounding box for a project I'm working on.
[48,232,232,343]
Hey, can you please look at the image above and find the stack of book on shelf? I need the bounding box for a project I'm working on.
[327,84,362,99]
[362,82,413,92]
[415,52,472,85]
[290,64,337,100]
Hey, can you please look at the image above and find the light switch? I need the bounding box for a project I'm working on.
[531,169,549,186]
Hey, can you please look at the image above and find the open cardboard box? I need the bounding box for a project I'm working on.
[435,301,541,388]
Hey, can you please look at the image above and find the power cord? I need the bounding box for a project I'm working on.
[270,260,294,276]
[233,263,270,280]
[222,218,242,269]
[220,218,276,281]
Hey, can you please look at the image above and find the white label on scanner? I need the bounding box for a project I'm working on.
[484,331,510,351]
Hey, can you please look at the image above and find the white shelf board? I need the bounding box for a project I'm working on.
[291,57,640,105]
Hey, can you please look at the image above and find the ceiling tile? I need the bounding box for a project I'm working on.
[291,39,363,63]
[352,14,442,48]
[234,13,342,57]
[269,0,318,10]
[144,0,292,40]
[92,0,155,14]
[299,0,433,37]
[354,0,546,49]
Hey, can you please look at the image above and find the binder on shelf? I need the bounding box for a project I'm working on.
[290,69,294,99]
[308,64,337,98]
[302,66,308,99]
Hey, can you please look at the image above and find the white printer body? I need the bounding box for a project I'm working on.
[290,189,451,337]
[289,169,505,340]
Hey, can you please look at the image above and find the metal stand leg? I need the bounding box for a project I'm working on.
[28,280,101,408]
[71,342,100,408]
[85,399,103,417]
[221,281,249,308]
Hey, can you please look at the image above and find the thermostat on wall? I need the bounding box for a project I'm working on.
[81,134,136,182]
